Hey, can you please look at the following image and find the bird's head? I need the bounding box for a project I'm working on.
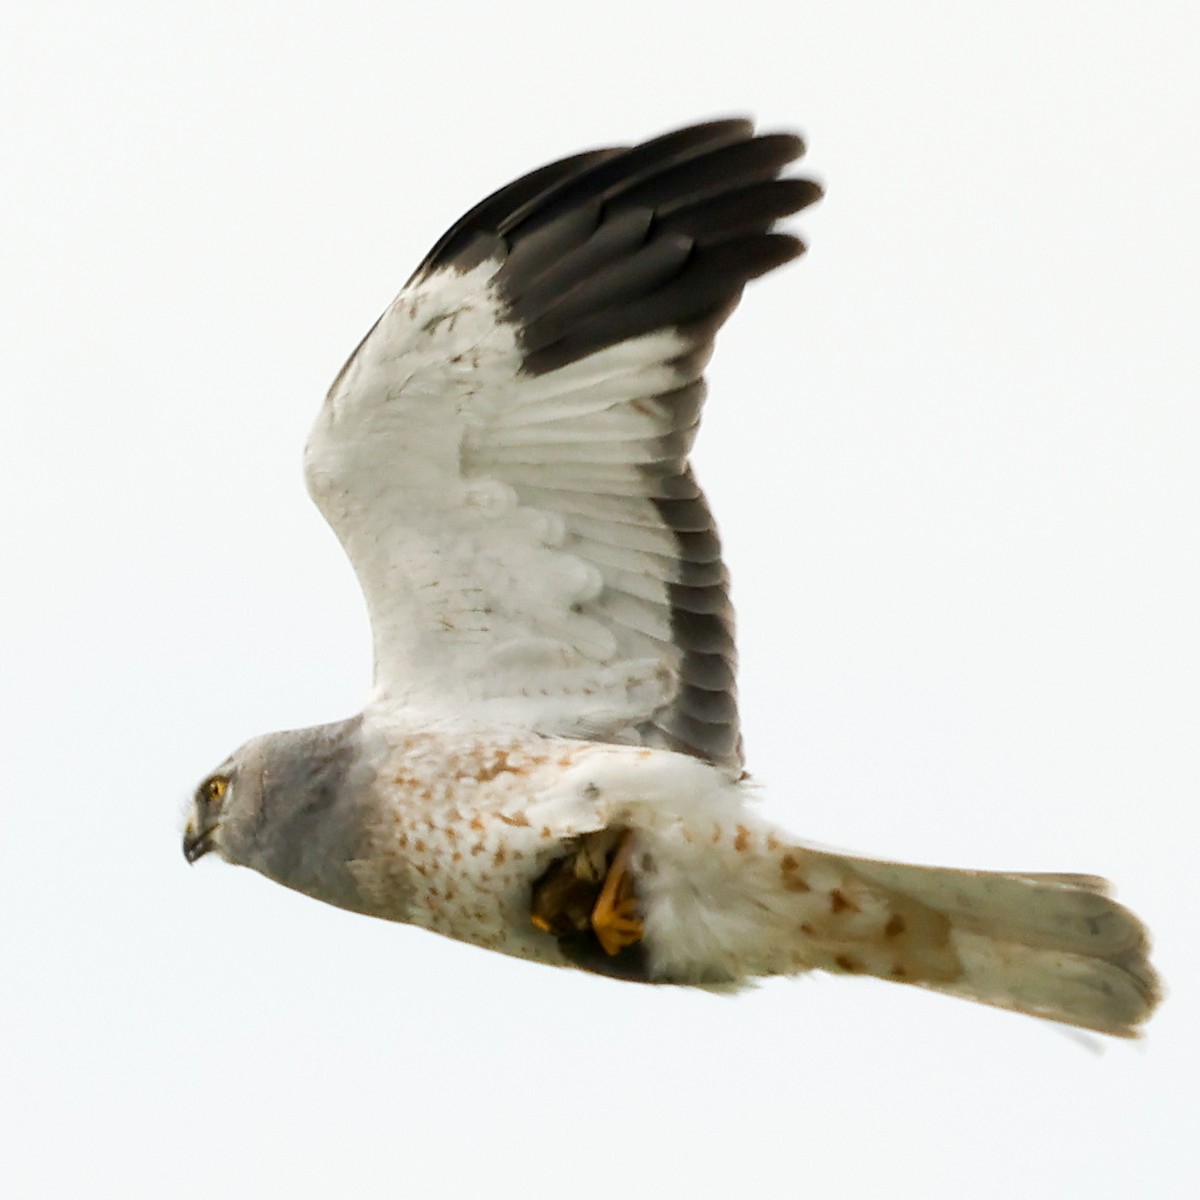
[181,719,369,897]
[182,733,299,869]
[181,742,264,867]
[183,771,229,864]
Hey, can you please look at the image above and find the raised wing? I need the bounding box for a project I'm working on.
[304,119,820,773]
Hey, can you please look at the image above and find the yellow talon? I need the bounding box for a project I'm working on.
[591,832,644,956]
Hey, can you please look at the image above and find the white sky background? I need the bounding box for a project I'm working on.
[3,1,1197,1196]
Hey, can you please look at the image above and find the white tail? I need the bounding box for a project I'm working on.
[842,858,1159,1036]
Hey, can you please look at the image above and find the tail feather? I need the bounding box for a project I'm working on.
[835,857,1159,1036]
[927,929,1155,1036]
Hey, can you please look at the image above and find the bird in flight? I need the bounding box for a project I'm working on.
[184,118,1158,1036]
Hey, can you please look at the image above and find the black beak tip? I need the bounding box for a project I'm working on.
[182,829,211,864]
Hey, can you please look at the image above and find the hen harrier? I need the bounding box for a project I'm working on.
[184,118,1158,1035]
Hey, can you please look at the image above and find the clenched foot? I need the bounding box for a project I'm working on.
[591,832,644,956]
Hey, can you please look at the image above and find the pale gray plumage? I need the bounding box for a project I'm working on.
[190,720,371,914]
[184,119,1160,1037]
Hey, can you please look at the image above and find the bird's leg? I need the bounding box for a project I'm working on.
[590,831,644,956]
[530,831,617,937]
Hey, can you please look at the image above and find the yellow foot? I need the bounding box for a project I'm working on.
[591,832,644,956]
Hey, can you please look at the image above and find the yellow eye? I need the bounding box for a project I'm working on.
[205,776,228,803]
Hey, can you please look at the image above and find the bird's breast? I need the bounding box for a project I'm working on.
[347,730,604,963]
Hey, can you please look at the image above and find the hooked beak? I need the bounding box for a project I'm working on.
[182,821,218,864]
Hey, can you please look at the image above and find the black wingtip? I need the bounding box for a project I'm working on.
[413,117,820,294]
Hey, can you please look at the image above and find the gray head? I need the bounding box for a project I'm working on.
[183,716,369,907]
